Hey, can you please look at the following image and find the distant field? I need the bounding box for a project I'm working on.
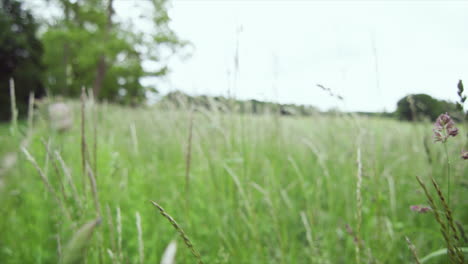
[0,100,467,263]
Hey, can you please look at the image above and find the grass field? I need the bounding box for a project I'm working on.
[0,99,467,264]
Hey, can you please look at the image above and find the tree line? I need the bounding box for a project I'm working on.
[159,90,464,121]
[0,0,187,121]
[0,0,464,122]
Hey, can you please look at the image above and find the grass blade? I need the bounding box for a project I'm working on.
[421,247,468,263]
[61,218,101,264]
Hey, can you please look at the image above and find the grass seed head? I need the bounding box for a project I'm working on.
[433,113,458,142]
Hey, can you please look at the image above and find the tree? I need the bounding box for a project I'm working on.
[396,94,458,121]
[0,0,45,121]
[41,0,187,104]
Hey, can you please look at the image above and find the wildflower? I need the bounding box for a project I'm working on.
[462,150,468,160]
[433,113,458,142]
[410,205,432,213]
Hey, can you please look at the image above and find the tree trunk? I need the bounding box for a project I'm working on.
[63,1,69,95]
[93,57,106,98]
[92,0,113,99]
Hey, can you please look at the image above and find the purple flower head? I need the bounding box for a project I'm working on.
[433,113,458,142]
[462,150,468,160]
[410,205,432,213]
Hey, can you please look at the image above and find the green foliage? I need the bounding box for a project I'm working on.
[0,0,45,121]
[41,0,186,104]
[456,80,467,112]
[396,94,458,121]
[1,102,467,263]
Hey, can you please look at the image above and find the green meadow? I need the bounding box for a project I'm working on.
[0,100,467,264]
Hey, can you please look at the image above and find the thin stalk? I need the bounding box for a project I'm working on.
[184,109,195,233]
[86,162,101,218]
[136,212,144,264]
[27,92,35,139]
[151,201,203,264]
[81,87,88,193]
[356,147,363,264]
[443,142,451,236]
[116,206,123,263]
[93,94,98,178]
[22,147,74,225]
[9,78,18,134]
[405,236,421,264]
[41,139,68,206]
[185,109,194,196]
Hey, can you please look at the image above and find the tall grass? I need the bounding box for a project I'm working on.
[0,98,466,263]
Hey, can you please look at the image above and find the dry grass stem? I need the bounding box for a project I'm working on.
[107,249,117,264]
[456,221,468,243]
[130,123,139,154]
[116,206,123,263]
[300,211,313,246]
[22,148,54,194]
[9,78,18,133]
[22,147,73,223]
[27,92,35,138]
[55,150,81,208]
[61,218,101,264]
[405,236,421,264]
[150,200,203,264]
[185,109,194,195]
[430,177,461,242]
[56,234,62,261]
[81,87,89,193]
[41,139,68,205]
[415,176,459,263]
[355,147,363,264]
[300,210,323,262]
[93,97,98,178]
[86,162,101,217]
[430,177,465,262]
[105,205,117,254]
[136,211,144,264]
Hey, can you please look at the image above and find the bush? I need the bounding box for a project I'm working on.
[0,0,45,121]
[396,94,458,121]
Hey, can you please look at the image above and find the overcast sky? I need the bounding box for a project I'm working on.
[32,0,468,112]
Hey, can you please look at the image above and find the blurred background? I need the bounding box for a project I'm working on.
[2,0,468,120]
[1,1,468,264]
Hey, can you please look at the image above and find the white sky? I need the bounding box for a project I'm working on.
[29,0,468,112]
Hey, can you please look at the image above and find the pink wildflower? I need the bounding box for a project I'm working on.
[433,113,458,142]
[462,150,468,160]
[410,205,432,213]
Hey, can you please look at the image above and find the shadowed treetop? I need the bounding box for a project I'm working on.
[0,0,45,121]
